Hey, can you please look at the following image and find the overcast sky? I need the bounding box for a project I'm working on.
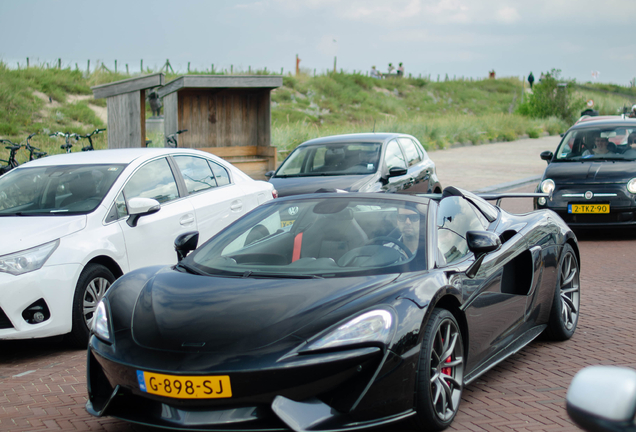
[1,0,635,85]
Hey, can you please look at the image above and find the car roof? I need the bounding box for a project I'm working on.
[17,148,222,168]
[570,116,636,130]
[297,132,410,147]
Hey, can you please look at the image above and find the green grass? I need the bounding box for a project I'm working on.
[3,62,635,164]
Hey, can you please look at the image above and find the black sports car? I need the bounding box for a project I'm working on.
[535,117,636,228]
[86,187,580,431]
[267,133,441,197]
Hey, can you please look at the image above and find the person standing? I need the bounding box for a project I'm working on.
[397,62,404,77]
[388,63,395,75]
[528,72,535,89]
[370,65,382,79]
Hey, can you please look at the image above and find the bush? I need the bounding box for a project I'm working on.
[516,69,585,123]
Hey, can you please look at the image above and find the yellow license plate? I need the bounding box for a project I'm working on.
[568,204,609,214]
[281,220,295,227]
[137,370,232,399]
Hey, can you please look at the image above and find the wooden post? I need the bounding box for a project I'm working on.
[188,62,191,73]
[115,60,117,73]
[333,56,337,73]
[126,64,129,74]
[231,64,233,73]
[26,57,29,68]
[87,59,90,73]
[141,59,143,72]
[58,58,61,69]
[140,91,146,147]
[281,67,283,75]
[248,66,251,73]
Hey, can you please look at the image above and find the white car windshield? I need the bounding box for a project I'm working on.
[0,164,126,216]
[276,143,381,177]
[186,196,428,277]
[556,126,636,161]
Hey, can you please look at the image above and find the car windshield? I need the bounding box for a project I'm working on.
[275,143,382,177]
[186,196,428,277]
[0,164,126,216]
[555,126,636,161]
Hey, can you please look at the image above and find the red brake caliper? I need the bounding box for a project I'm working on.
[442,356,452,377]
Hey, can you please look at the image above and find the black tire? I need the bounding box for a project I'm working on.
[410,308,464,431]
[67,264,115,348]
[544,244,580,341]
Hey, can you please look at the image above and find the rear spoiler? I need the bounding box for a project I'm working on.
[477,192,552,206]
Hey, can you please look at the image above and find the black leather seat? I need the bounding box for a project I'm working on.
[299,208,368,261]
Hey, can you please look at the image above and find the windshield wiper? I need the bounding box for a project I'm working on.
[242,272,324,279]
[175,262,207,275]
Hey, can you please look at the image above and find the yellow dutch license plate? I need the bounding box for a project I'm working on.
[137,370,232,399]
[281,220,295,227]
[568,204,609,214]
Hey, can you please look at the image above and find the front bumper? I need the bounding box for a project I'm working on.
[86,340,412,431]
[0,263,81,339]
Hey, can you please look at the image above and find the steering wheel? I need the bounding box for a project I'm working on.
[366,236,413,259]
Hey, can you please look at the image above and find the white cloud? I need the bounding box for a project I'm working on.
[496,6,520,24]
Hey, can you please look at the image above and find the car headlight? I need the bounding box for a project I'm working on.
[628,178,636,194]
[0,240,59,276]
[92,300,112,342]
[304,310,394,351]
[540,179,555,195]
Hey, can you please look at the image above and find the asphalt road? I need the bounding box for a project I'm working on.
[2,138,636,431]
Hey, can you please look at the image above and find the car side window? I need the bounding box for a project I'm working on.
[174,156,218,194]
[385,140,406,170]
[399,138,422,166]
[209,161,231,186]
[437,196,488,264]
[124,158,179,204]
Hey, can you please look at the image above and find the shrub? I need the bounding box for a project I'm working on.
[516,69,585,123]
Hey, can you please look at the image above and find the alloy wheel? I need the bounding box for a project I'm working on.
[83,277,111,329]
[429,317,464,421]
[559,250,580,330]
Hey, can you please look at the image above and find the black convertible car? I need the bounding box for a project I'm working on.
[267,133,441,197]
[535,117,636,228]
[86,188,580,431]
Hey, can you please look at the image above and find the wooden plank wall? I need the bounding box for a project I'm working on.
[106,91,141,148]
[176,89,269,148]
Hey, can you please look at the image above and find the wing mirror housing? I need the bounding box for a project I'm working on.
[540,151,554,164]
[265,170,275,179]
[126,197,161,227]
[465,231,501,278]
[388,166,408,177]
[566,366,636,432]
[175,231,199,261]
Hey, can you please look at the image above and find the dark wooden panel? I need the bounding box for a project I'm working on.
[106,92,141,148]
[92,73,164,99]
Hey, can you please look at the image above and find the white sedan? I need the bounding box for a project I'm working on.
[0,148,276,346]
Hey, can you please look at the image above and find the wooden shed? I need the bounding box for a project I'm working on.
[157,75,283,179]
[91,73,165,148]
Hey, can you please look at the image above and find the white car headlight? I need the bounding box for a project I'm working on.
[627,178,636,194]
[93,300,111,342]
[540,179,555,195]
[0,239,59,276]
[305,310,394,351]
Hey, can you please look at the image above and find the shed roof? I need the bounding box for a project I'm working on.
[91,73,165,99]
[157,75,283,98]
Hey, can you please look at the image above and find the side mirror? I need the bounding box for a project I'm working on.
[567,366,636,432]
[175,231,199,261]
[388,166,408,177]
[465,231,501,278]
[540,151,554,164]
[265,170,275,179]
[560,133,565,137]
[126,197,161,227]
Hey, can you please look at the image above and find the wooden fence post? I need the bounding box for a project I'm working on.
[115,60,118,73]
[188,62,191,73]
[26,57,29,68]
[58,58,61,69]
[87,60,90,73]
[140,59,143,72]
[126,64,129,74]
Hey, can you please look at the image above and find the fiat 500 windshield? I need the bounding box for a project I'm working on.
[556,126,636,161]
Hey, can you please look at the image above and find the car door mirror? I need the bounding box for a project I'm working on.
[175,231,199,261]
[265,170,275,179]
[566,366,636,432]
[540,151,553,164]
[126,197,161,227]
[465,231,501,278]
[388,166,408,177]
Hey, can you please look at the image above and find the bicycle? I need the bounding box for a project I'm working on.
[166,129,188,148]
[50,132,80,153]
[23,132,47,160]
[76,128,106,151]
[0,139,22,176]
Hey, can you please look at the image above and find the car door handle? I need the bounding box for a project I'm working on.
[180,214,195,225]
[405,178,415,187]
[230,200,243,212]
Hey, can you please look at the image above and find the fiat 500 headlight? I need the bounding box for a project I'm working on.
[540,179,555,195]
[0,239,59,276]
[305,309,394,351]
[627,178,636,194]
[92,299,112,342]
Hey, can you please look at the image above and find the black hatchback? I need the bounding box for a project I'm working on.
[267,133,442,197]
[535,117,636,228]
